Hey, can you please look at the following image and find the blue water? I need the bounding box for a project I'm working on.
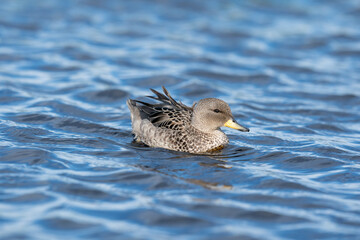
[1,0,360,239]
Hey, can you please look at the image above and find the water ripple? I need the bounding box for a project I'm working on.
[1,0,360,239]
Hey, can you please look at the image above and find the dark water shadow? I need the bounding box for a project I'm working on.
[124,141,259,191]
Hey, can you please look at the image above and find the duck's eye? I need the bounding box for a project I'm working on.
[213,109,220,113]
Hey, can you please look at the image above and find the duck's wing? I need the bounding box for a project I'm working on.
[134,86,194,131]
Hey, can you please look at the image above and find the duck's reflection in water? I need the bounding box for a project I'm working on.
[130,146,253,191]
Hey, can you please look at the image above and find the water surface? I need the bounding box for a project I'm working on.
[1,0,360,239]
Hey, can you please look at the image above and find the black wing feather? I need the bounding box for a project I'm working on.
[133,86,193,130]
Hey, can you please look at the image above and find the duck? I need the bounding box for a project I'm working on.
[126,86,249,154]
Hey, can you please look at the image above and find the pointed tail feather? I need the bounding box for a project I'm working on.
[126,99,141,132]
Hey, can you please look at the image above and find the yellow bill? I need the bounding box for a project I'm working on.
[224,119,249,132]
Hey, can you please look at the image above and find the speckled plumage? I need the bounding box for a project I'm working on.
[127,87,249,154]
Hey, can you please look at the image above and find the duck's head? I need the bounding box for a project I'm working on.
[191,98,249,133]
